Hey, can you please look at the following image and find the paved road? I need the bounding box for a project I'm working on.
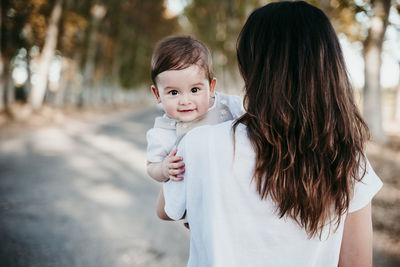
[0,107,398,267]
[0,107,189,267]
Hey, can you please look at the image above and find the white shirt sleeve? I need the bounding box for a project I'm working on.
[163,138,187,220]
[146,128,169,163]
[348,158,383,213]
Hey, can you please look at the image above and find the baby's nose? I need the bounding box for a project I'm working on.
[179,94,190,104]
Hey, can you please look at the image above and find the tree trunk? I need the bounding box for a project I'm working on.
[0,59,8,112]
[0,56,5,112]
[29,0,63,110]
[110,38,122,104]
[26,48,32,100]
[0,3,4,112]
[81,4,106,106]
[53,57,69,107]
[396,61,400,122]
[363,0,390,142]
[0,56,12,111]
[5,64,14,105]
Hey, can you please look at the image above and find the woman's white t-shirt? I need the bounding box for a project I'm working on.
[163,121,383,267]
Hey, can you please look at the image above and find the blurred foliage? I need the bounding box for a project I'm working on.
[1,0,31,59]
[2,0,179,90]
[0,0,399,110]
[184,0,399,71]
[315,0,388,42]
[184,0,260,76]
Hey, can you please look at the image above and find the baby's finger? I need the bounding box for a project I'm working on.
[170,175,184,182]
[169,168,184,175]
[169,162,185,169]
[176,168,185,175]
[168,148,178,157]
[169,155,183,162]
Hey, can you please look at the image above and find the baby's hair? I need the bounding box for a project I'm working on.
[151,35,214,85]
[234,1,369,238]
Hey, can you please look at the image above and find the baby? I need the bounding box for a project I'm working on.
[146,35,244,182]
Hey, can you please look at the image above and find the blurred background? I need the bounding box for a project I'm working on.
[0,0,399,266]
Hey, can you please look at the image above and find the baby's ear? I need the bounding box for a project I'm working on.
[209,78,217,98]
[151,85,161,103]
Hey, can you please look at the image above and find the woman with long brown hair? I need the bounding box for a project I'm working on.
[157,1,382,266]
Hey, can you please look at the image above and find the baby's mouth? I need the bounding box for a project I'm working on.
[179,109,196,113]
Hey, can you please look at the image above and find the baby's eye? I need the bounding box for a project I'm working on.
[169,90,178,95]
[191,87,199,93]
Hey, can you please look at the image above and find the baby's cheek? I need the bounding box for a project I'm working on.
[165,109,177,119]
[163,103,176,115]
[199,98,211,114]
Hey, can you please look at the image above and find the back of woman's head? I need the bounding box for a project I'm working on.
[235,1,369,238]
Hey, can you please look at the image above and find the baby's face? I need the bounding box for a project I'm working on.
[152,65,216,122]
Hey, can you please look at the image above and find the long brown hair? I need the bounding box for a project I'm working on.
[234,1,369,237]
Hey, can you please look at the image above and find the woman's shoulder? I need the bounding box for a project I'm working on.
[184,121,247,143]
[216,91,243,107]
[217,92,245,119]
[187,120,232,133]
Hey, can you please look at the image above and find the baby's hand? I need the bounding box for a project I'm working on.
[161,148,185,182]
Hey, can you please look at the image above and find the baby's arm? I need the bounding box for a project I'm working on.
[147,148,185,182]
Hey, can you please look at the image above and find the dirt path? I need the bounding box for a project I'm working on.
[367,141,400,266]
[0,107,189,267]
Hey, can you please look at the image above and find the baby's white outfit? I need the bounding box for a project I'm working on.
[146,92,245,163]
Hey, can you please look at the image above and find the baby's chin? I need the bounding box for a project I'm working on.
[178,112,208,123]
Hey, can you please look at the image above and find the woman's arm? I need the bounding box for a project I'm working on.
[157,188,173,220]
[339,203,373,267]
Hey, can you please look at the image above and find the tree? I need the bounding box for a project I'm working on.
[2,0,179,111]
[0,2,4,111]
[183,0,259,90]
[79,2,106,106]
[316,0,397,142]
[29,0,63,110]
[363,0,391,142]
[0,0,30,111]
[397,61,400,121]
[95,0,179,92]
[0,2,3,111]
